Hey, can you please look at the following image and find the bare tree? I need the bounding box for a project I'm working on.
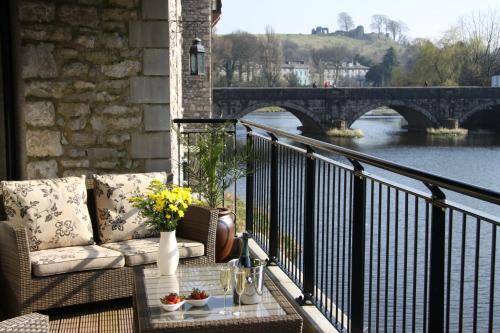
[455,9,500,85]
[385,20,408,41]
[311,46,354,86]
[338,12,354,32]
[229,31,259,83]
[212,35,236,86]
[370,14,388,37]
[261,25,283,87]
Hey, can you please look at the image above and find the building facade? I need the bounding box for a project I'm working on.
[0,0,217,181]
[492,74,500,87]
[323,61,369,87]
[281,61,310,86]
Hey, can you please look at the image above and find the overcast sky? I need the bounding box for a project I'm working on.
[217,0,500,39]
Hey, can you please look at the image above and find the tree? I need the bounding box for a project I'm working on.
[366,64,384,86]
[406,40,465,86]
[261,25,283,87]
[370,14,388,37]
[212,31,259,87]
[285,72,300,87]
[337,12,354,32]
[367,47,399,86]
[354,54,373,67]
[454,9,500,85]
[212,35,236,87]
[311,46,354,86]
[382,47,399,86]
[229,31,259,84]
[386,20,408,41]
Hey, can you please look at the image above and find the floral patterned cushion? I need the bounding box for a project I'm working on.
[93,172,168,244]
[1,176,95,251]
[30,245,125,277]
[100,237,205,266]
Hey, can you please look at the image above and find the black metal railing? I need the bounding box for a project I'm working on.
[175,118,500,333]
[173,118,238,211]
[241,119,500,333]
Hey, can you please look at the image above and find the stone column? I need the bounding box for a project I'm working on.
[129,0,182,176]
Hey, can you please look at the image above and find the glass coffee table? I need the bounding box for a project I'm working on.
[133,264,303,332]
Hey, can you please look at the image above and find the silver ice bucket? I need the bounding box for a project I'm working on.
[228,259,265,305]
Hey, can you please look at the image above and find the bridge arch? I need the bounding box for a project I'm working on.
[459,102,500,130]
[348,101,438,130]
[236,101,324,132]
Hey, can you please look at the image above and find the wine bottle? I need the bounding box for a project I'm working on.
[239,232,252,268]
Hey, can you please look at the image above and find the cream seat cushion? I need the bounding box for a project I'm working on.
[30,245,125,277]
[93,172,167,244]
[2,176,94,251]
[100,237,205,266]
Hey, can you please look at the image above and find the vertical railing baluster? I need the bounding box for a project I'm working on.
[244,126,254,234]
[425,184,446,333]
[349,159,367,333]
[268,133,279,264]
[488,224,496,333]
[298,145,316,305]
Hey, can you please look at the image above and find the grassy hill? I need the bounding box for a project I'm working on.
[275,34,404,63]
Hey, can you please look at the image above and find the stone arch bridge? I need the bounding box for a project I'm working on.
[213,87,500,133]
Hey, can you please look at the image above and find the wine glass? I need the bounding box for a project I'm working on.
[218,266,232,315]
[233,268,247,317]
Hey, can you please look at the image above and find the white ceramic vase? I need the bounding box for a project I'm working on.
[158,230,179,276]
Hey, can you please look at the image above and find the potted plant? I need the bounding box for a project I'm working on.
[182,123,249,262]
[129,180,192,275]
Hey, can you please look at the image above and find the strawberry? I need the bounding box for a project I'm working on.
[189,288,208,300]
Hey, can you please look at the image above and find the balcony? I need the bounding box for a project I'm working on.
[174,118,500,333]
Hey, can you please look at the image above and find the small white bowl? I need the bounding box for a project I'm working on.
[160,299,185,312]
[186,296,211,307]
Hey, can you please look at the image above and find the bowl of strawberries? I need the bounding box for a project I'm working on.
[185,288,210,307]
[160,293,185,311]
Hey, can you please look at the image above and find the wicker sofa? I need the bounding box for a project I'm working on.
[0,176,218,317]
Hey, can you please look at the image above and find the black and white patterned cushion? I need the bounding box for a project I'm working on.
[1,176,94,251]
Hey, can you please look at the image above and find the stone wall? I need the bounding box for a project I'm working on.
[181,0,212,118]
[16,0,190,179]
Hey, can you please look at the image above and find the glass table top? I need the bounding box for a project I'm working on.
[141,265,286,324]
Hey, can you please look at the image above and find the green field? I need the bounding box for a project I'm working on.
[255,33,404,62]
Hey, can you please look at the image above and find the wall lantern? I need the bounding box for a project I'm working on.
[189,38,206,76]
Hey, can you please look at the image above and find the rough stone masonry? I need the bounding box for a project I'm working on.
[17,0,211,179]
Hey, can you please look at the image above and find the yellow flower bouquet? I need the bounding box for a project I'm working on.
[129,180,192,232]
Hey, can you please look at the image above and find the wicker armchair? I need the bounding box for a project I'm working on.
[0,180,218,317]
[0,313,49,333]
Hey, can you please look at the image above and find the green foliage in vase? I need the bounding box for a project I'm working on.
[181,123,252,208]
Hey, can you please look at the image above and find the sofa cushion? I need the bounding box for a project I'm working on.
[1,176,94,251]
[30,245,125,277]
[93,172,168,244]
[100,237,205,266]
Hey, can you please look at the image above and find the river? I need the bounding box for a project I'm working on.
[234,110,500,332]
[237,111,500,214]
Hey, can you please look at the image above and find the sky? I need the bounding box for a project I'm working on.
[216,0,500,40]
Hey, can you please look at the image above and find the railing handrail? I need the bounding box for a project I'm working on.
[240,119,500,205]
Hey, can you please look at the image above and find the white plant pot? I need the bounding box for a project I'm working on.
[158,231,179,276]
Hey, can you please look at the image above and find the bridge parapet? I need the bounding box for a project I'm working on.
[213,87,500,133]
